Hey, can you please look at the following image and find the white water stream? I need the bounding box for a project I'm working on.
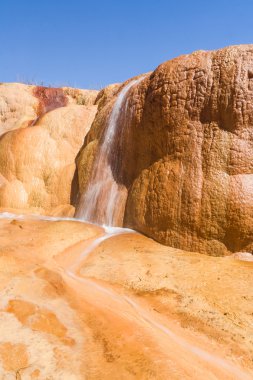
[75,77,145,226]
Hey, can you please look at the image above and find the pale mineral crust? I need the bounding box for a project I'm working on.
[0,83,98,215]
[0,216,252,379]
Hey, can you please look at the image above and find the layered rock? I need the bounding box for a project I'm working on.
[0,83,98,215]
[77,45,253,255]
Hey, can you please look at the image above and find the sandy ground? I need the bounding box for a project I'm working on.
[0,214,252,379]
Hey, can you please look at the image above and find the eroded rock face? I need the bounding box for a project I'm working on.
[78,45,253,255]
[0,83,98,215]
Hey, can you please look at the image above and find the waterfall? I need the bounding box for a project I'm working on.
[75,77,144,226]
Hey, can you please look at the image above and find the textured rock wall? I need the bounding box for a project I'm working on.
[78,45,253,255]
[0,83,98,215]
[1,46,252,255]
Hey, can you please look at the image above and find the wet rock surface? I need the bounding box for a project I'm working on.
[78,45,253,255]
[0,216,252,379]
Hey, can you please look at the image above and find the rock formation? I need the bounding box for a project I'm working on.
[0,215,252,378]
[77,45,253,256]
[0,45,252,256]
[0,83,98,216]
[0,46,253,378]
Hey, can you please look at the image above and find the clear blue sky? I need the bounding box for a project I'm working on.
[1,0,253,89]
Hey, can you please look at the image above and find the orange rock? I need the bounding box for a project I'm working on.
[78,45,253,255]
[0,83,98,215]
[6,299,74,345]
[31,369,41,379]
[0,217,252,378]
[0,342,28,372]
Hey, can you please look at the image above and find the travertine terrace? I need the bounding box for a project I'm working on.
[0,215,252,379]
[0,45,252,379]
[78,45,253,256]
[0,83,98,216]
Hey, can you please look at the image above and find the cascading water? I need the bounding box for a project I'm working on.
[75,77,145,226]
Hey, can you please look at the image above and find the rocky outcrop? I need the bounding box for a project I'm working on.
[1,46,252,255]
[78,45,253,255]
[0,83,98,215]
